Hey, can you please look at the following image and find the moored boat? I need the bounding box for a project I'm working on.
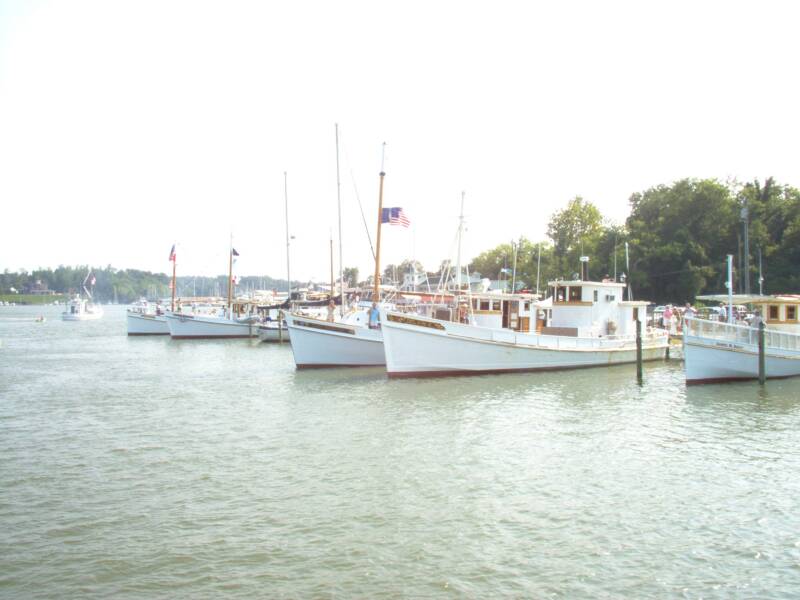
[381,279,668,378]
[284,305,384,367]
[127,308,168,335]
[683,295,800,384]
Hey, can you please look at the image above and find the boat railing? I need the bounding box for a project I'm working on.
[684,317,800,352]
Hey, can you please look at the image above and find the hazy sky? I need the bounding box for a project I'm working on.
[1,0,798,282]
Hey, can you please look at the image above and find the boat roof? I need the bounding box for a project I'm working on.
[696,293,800,304]
[548,280,626,288]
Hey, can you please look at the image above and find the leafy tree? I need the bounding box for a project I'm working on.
[546,196,605,277]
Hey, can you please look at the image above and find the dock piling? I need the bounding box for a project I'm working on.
[758,321,766,385]
[636,319,643,384]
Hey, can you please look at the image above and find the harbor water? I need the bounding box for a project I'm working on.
[2,305,800,598]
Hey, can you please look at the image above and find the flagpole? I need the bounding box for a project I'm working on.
[373,143,386,303]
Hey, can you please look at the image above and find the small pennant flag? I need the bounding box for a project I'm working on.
[168,244,176,262]
[232,248,240,257]
[380,207,410,228]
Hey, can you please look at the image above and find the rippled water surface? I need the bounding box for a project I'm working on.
[2,305,800,598]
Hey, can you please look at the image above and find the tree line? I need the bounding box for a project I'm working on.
[0,265,292,304]
[468,177,799,304]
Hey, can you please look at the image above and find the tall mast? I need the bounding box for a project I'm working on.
[456,191,465,292]
[284,171,291,301]
[373,143,387,303]
[330,233,335,302]
[727,254,734,324]
[227,233,234,316]
[335,124,344,315]
[511,238,518,293]
[536,243,541,297]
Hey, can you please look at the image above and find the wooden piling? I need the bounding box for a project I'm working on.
[758,321,766,385]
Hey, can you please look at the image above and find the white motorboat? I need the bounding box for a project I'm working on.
[683,295,800,384]
[284,306,384,367]
[62,295,104,321]
[61,271,103,321]
[381,279,668,378]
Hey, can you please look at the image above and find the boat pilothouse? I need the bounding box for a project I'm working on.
[546,280,646,338]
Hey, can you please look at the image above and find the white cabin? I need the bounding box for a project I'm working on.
[750,295,800,332]
[546,280,649,338]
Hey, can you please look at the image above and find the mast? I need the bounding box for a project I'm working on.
[536,243,541,297]
[726,254,734,324]
[456,192,465,292]
[373,143,387,303]
[330,234,335,303]
[511,238,518,293]
[284,171,291,301]
[758,246,764,295]
[335,124,344,315]
[625,242,632,301]
[227,234,234,316]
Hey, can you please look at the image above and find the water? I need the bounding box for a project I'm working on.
[2,305,800,598]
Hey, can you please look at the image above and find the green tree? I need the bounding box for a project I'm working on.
[546,196,604,277]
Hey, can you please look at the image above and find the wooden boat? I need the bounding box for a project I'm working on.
[683,295,800,384]
[381,279,668,378]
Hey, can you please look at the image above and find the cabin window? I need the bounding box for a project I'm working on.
[554,287,565,303]
[788,305,797,321]
[480,300,490,311]
[568,287,582,302]
[769,305,779,320]
[593,290,598,302]
[633,307,639,321]
[524,302,530,311]
[492,300,501,311]
[473,298,479,310]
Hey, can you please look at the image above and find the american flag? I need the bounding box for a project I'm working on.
[168,244,176,262]
[381,207,410,228]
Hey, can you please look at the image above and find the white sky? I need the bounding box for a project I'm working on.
[1,0,798,281]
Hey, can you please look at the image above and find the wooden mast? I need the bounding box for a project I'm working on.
[330,234,335,303]
[372,143,386,303]
[227,235,234,317]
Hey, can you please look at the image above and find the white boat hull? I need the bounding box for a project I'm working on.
[61,312,103,321]
[284,312,384,367]
[381,311,668,378]
[164,313,259,339]
[684,320,800,383]
[126,312,169,335]
[258,323,290,343]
